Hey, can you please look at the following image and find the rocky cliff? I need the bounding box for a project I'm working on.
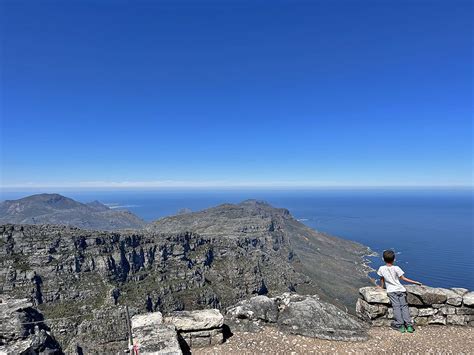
[0,193,146,230]
[0,200,372,352]
[149,200,372,307]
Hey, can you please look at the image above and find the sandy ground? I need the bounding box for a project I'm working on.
[194,326,474,354]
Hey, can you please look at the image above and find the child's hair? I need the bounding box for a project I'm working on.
[383,250,395,263]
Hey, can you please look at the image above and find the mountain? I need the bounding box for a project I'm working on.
[0,193,146,230]
[149,200,372,307]
[0,199,372,351]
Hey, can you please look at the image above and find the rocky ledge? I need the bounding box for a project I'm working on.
[225,292,368,341]
[357,286,474,326]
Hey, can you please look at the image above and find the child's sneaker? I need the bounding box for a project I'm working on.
[406,325,415,333]
[398,325,406,333]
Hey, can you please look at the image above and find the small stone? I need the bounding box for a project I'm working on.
[428,315,446,325]
[456,307,474,315]
[444,289,463,306]
[439,306,456,315]
[372,318,392,327]
[462,292,474,307]
[418,308,437,317]
[447,315,466,326]
[414,316,429,326]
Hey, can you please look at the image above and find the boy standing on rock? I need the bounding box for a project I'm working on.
[377,250,422,333]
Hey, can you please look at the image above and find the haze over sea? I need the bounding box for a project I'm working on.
[2,188,472,290]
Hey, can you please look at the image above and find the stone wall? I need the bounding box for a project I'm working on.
[357,286,474,327]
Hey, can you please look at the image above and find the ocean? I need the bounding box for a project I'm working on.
[2,188,473,290]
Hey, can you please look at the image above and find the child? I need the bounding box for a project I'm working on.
[377,250,422,333]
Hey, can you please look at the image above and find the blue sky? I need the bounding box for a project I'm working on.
[1,0,472,188]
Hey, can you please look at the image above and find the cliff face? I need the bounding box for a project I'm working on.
[149,200,372,307]
[0,193,146,230]
[0,200,372,351]
[0,222,308,350]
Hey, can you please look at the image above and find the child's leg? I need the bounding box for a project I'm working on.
[400,292,413,326]
[387,292,404,328]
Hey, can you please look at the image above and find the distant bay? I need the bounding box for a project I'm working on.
[2,188,472,290]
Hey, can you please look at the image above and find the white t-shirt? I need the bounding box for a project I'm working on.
[377,265,406,293]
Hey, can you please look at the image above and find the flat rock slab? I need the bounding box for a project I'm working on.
[359,287,390,304]
[131,312,182,355]
[132,312,164,328]
[405,285,448,305]
[164,309,224,331]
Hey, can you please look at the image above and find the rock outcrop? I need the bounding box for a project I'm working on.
[164,309,225,348]
[0,194,146,231]
[357,286,474,326]
[226,293,368,341]
[131,312,182,355]
[149,200,372,309]
[0,295,62,354]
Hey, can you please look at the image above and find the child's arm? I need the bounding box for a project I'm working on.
[377,276,385,289]
[400,275,422,285]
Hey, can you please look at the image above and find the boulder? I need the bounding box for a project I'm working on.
[359,287,390,304]
[462,292,474,307]
[276,293,368,341]
[226,293,368,341]
[405,285,447,305]
[226,295,279,323]
[131,312,182,355]
[164,309,224,332]
[0,295,62,354]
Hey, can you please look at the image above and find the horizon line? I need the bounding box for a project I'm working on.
[1,181,473,190]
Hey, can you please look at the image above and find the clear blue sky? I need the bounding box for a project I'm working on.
[1,0,472,188]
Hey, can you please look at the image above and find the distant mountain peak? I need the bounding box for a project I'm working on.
[0,193,145,231]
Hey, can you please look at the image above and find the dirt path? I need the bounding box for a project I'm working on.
[194,326,474,354]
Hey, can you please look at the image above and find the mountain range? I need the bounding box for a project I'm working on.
[0,193,372,352]
[0,193,146,230]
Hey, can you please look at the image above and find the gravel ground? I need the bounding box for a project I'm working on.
[194,326,474,354]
